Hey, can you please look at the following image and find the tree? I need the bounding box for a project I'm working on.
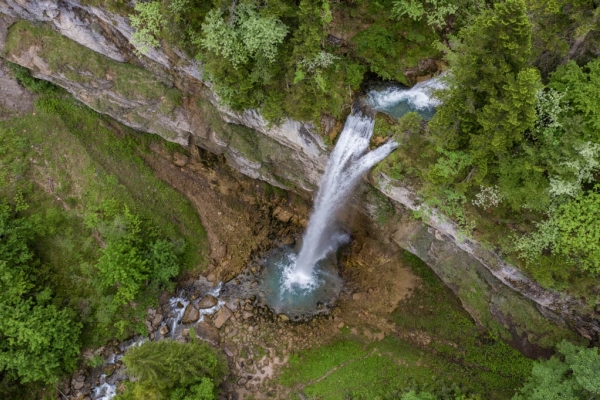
[392,0,485,29]
[0,299,82,384]
[513,341,600,400]
[429,0,541,182]
[117,339,228,400]
[549,58,600,141]
[92,204,181,306]
[0,203,81,384]
[199,4,288,67]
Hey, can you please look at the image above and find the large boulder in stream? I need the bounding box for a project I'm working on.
[197,295,218,309]
[182,304,200,324]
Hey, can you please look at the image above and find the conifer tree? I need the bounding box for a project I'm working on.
[430,0,541,181]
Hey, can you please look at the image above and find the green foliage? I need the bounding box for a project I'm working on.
[515,189,600,275]
[117,339,227,400]
[352,20,439,84]
[401,390,437,400]
[130,1,165,54]
[430,0,541,177]
[7,62,58,94]
[0,64,207,346]
[551,191,600,274]
[89,203,182,306]
[392,0,485,28]
[549,58,600,140]
[199,4,288,66]
[513,341,600,400]
[121,0,444,123]
[0,203,81,384]
[526,0,599,76]
[0,300,81,384]
[87,354,105,368]
[170,378,215,400]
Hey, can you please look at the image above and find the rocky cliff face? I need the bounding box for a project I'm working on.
[1,0,597,351]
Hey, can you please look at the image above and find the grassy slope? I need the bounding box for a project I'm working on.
[0,86,207,346]
[278,252,533,399]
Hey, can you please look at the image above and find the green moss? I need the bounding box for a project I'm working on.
[227,123,262,163]
[5,20,181,113]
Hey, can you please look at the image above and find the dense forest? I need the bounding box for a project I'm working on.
[1,0,600,399]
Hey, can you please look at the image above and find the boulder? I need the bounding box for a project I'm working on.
[242,311,253,320]
[273,206,293,223]
[182,304,200,324]
[159,325,169,336]
[103,364,116,377]
[223,342,238,358]
[152,313,163,327]
[193,322,219,346]
[213,306,233,329]
[197,295,218,309]
[173,152,189,167]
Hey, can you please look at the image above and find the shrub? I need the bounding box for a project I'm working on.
[117,339,228,400]
[513,341,600,400]
[0,203,81,384]
[130,1,165,54]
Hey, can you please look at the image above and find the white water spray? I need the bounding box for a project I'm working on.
[367,77,444,112]
[282,114,397,290]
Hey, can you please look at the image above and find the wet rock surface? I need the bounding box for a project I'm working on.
[182,304,200,324]
[198,295,219,309]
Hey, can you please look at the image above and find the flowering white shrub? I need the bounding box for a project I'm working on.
[472,185,504,209]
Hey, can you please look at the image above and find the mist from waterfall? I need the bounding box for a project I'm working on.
[281,114,398,291]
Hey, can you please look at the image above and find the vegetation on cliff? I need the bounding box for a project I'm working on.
[372,0,600,299]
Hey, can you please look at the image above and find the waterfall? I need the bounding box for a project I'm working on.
[282,114,398,290]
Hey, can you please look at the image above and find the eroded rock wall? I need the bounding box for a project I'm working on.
[1,0,598,351]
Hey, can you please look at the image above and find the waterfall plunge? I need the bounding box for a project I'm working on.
[282,114,398,291]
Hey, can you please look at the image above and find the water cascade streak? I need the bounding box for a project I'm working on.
[283,114,398,289]
[367,77,443,111]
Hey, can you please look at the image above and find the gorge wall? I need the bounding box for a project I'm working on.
[1,0,598,354]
